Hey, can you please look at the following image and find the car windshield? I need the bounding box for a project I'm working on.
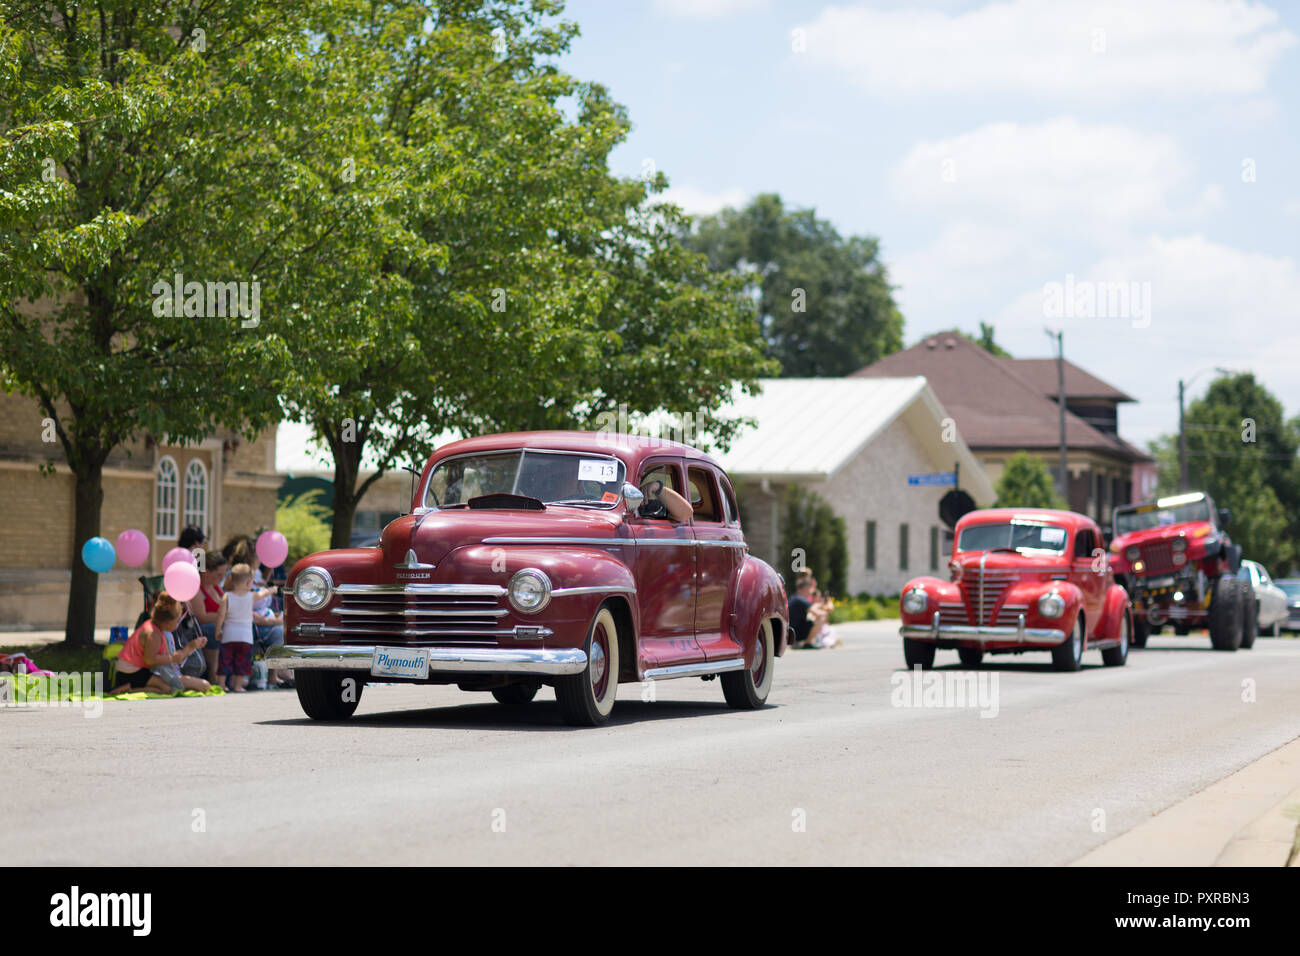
[424,450,626,509]
[957,521,1068,554]
[1114,495,1212,535]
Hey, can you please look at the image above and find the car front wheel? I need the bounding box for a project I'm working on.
[722,619,775,709]
[1052,614,1085,672]
[555,606,620,726]
[957,647,983,668]
[1101,611,1130,667]
[296,670,364,720]
[903,638,936,669]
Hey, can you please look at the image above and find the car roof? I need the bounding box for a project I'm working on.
[428,430,722,470]
[957,508,1090,528]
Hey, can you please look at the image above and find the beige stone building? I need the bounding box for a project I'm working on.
[0,391,280,629]
[712,377,996,597]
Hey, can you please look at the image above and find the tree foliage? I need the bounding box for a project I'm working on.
[777,485,847,598]
[688,193,904,377]
[995,453,1068,510]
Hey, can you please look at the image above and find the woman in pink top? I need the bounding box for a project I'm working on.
[111,593,210,695]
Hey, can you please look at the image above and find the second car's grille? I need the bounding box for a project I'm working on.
[962,570,1020,626]
[328,584,508,645]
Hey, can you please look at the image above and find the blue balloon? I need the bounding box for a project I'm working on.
[81,536,116,574]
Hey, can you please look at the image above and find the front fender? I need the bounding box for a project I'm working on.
[732,556,789,656]
[898,576,960,625]
[1004,580,1084,631]
[1097,584,1132,640]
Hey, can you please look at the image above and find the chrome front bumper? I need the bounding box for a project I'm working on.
[266,644,588,676]
[900,611,1066,646]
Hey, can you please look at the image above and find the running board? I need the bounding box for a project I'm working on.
[643,658,746,681]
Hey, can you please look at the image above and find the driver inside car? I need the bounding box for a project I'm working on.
[639,477,693,523]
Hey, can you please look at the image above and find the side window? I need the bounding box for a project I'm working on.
[687,466,721,523]
[639,461,683,494]
[1074,529,1095,559]
[718,473,740,526]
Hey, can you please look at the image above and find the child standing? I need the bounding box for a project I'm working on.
[216,563,259,692]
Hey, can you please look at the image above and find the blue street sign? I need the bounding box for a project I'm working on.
[908,472,957,487]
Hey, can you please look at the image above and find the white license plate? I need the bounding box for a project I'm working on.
[370,646,429,679]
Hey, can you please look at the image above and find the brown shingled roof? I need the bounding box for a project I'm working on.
[850,332,1148,462]
[1002,357,1135,403]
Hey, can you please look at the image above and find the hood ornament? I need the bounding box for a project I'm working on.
[395,549,435,577]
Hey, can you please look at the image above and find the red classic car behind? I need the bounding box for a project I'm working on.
[898,508,1133,671]
[269,431,789,725]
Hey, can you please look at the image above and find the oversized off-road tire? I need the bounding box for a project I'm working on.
[903,638,936,669]
[1052,613,1085,672]
[1240,585,1258,649]
[492,680,541,705]
[722,618,775,709]
[1208,575,1243,651]
[957,647,984,668]
[1101,610,1130,667]
[296,670,364,720]
[555,606,620,726]
[1131,615,1150,648]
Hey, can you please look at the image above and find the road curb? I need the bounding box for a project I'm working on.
[1072,734,1300,867]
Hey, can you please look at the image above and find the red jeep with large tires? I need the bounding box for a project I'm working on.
[1108,492,1254,651]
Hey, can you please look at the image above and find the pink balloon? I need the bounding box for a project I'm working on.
[162,547,196,571]
[256,530,288,568]
[163,561,201,602]
[116,529,150,568]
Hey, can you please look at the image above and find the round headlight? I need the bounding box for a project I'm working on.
[902,587,929,615]
[1038,591,1066,619]
[293,567,333,611]
[1171,537,1187,553]
[508,568,551,614]
[1125,546,1141,562]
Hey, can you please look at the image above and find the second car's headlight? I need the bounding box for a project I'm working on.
[1038,591,1066,619]
[902,587,929,614]
[1125,546,1141,561]
[293,567,333,611]
[1171,537,1187,553]
[508,568,552,614]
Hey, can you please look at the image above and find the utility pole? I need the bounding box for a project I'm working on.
[1045,328,1068,505]
[1178,378,1187,493]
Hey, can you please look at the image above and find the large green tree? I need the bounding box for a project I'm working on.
[777,485,847,598]
[0,3,322,646]
[1150,374,1299,574]
[272,0,772,546]
[688,193,904,377]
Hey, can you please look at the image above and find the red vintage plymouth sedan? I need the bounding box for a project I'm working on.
[898,509,1132,671]
[269,431,789,725]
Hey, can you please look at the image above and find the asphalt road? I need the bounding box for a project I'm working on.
[6,622,1300,865]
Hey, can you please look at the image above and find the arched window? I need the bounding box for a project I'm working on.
[156,456,179,539]
[183,459,208,538]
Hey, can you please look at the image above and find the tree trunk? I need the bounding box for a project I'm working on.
[328,428,364,550]
[64,458,105,649]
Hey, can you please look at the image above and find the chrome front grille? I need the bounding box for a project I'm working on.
[938,602,969,626]
[327,584,508,645]
[962,570,1020,626]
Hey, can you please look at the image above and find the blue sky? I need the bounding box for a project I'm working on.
[556,0,1300,446]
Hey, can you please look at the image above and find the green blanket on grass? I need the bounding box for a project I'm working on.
[0,672,226,702]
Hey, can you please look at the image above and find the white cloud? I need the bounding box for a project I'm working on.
[991,234,1300,443]
[800,0,1295,100]
[652,0,766,20]
[892,117,1190,232]
[660,185,748,216]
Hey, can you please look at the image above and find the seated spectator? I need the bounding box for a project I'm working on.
[178,524,206,553]
[110,593,210,695]
[187,551,228,684]
[788,572,840,649]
